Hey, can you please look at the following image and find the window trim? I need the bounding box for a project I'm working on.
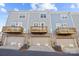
[33,22,39,27]
[56,23,62,28]
[60,14,68,20]
[40,14,46,18]
[19,15,25,18]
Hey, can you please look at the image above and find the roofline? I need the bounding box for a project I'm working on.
[7,10,79,14]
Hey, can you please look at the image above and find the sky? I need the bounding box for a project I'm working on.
[0,3,79,32]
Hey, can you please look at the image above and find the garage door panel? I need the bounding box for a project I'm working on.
[56,39,76,48]
[30,37,51,46]
[5,37,25,47]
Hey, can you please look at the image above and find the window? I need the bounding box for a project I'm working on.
[41,14,46,18]
[41,14,43,18]
[56,23,62,28]
[60,14,68,20]
[40,22,45,26]
[62,23,68,27]
[33,22,39,27]
[60,14,68,18]
[19,15,25,18]
[10,22,16,27]
[17,22,23,26]
[56,23,68,28]
[34,23,38,27]
[11,25,16,27]
[11,22,23,27]
[44,14,46,18]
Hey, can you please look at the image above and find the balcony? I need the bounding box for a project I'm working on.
[56,27,76,35]
[30,26,48,34]
[2,26,23,34]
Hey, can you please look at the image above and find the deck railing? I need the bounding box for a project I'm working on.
[30,26,48,34]
[2,26,23,33]
[56,27,76,35]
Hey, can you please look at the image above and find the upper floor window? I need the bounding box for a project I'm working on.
[40,22,45,27]
[33,22,39,27]
[10,22,23,27]
[56,23,68,28]
[19,15,25,18]
[62,23,68,27]
[41,14,46,18]
[60,14,68,20]
[56,23,62,28]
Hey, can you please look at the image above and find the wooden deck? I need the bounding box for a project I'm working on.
[2,26,23,33]
[56,27,76,35]
[30,26,48,34]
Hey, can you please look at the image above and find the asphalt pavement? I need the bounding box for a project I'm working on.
[0,49,79,56]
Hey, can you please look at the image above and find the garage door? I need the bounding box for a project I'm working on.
[56,39,76,48]
[30,37,51,46]
[5,37,25,48]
